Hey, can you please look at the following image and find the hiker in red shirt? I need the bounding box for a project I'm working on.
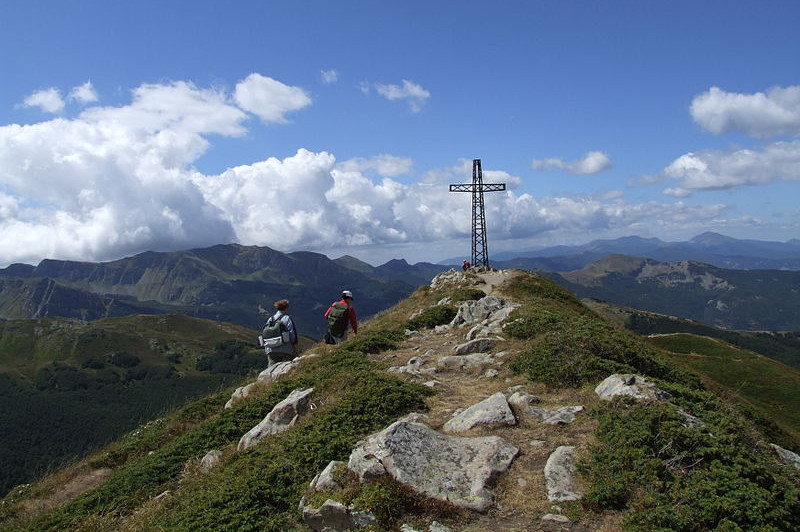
[324,290,358,344]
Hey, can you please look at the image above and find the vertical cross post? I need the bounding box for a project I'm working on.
[449,159,506,268]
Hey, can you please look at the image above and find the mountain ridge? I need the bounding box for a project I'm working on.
[2,269,798,531]
[488,231,800,271]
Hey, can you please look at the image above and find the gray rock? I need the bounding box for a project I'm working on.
[257,353,318,383]
[198,449,223,473]
[225,382,258,409]
[595,374,671,401]
[347,420,518,512]
[238,388,314,450]
[770,443,800,470]
[443,392,517,433]
[466,324,502,340]
[507,391,539,409]
[437,353,494,370]
[388,356,438,376]
[302,499,377,532]
[678,409,706,429]
[430,269,475,290]
[310,460,345,491]
[527,406,584,425]
[542,513,570,523]
[544,446,582,502]
[453,337,500,355]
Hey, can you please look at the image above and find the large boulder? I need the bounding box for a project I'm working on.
[347,419,518,512]
[238,388,314,451]
[443,392,517,433]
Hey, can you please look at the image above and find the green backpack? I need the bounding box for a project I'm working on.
[327,302,349,337]
[261,315,287,347]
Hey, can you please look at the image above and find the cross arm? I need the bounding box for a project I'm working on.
[448,183,506,192]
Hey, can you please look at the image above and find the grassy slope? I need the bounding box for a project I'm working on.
[1,271,798,531]
[648,333,800,442]
[0,314,262,498]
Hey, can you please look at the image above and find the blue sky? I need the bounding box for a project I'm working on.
[1,0,799,267]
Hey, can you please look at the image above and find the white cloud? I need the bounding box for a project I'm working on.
[662,140,800,197]
[69,81,99,104]
[691,85,800,138]
[375,80,430,112]
[233,73,311,123]
[321,70,338,84]
[0,75,770,268]
[531,151,612,175]
[22,88,65,114]
[337,154,413,177]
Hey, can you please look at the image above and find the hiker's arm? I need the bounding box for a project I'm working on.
[349,306,358,334]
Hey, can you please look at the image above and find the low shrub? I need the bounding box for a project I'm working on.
[580,397,800,531]
[405,304,457,330]
[337,328,405,355]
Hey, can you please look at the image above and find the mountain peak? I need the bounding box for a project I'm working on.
[689,231,737,246]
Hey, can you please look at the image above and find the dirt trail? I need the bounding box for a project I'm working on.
[370,269,605,531]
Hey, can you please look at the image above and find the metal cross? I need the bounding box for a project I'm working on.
[449,159,506,268]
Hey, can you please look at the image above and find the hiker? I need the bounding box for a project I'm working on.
[324,290,358,344]
[262,299,299,366]
[462,259,471,271]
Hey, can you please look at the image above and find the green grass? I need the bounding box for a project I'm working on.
[501,273,697,388]
[648,333,800,443]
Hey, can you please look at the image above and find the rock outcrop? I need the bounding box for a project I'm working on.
[238,388,314,451]
[346,419,519,512]
[442,392,517,433]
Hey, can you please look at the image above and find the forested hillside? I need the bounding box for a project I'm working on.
[0,314,263,497]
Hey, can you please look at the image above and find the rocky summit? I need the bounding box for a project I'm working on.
[1,268,798,531]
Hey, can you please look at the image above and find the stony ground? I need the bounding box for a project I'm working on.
[368,270,617,532]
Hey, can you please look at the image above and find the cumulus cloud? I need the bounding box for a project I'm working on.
[233,73,311,123]
[321,70,338,84]
[69,81,99,104]
[0,75,756,268]
[22,88,65,114]
[375,80,430,112]
[691,85,800,138]
[531,151,612,175]
[662,140,800,197]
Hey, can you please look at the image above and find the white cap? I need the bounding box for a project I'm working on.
[342,290,354,299]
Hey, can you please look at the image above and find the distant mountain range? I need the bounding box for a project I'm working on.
[3,232,800,337]
[542,254,800,331]
[488,232,800,271]
[0,245,451,339]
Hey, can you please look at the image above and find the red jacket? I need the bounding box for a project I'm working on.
[324,300,358,334]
